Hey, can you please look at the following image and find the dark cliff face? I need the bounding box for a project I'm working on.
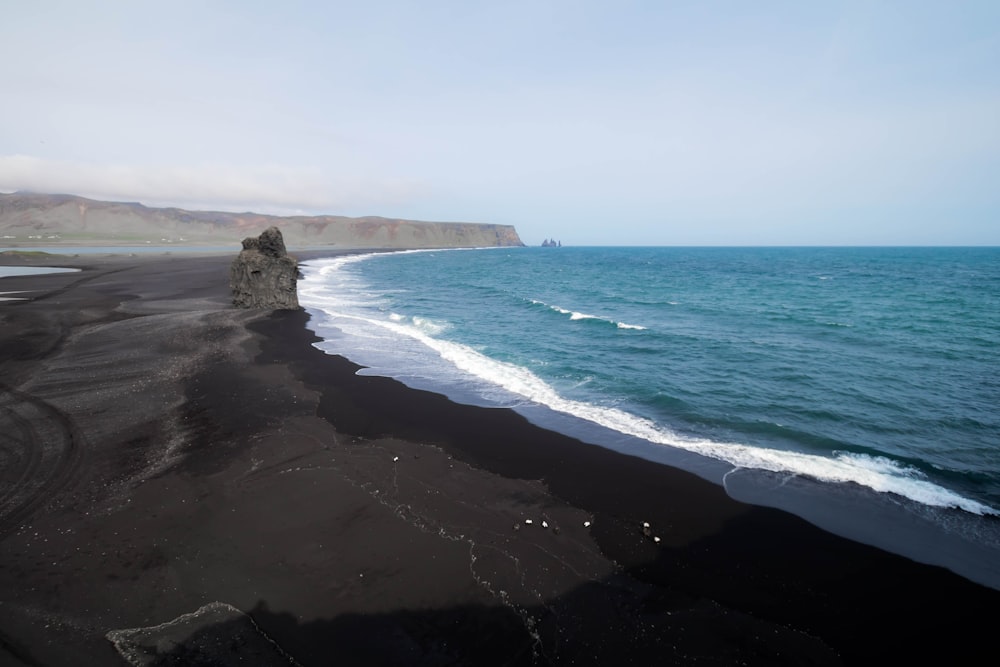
[230,227,299,310]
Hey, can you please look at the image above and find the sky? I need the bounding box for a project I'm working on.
[1,1,998,245]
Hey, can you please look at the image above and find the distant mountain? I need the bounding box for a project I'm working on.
[0,192,524,249]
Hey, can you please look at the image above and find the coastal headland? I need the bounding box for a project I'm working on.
[1,251,998,665]
[0,192,525,248]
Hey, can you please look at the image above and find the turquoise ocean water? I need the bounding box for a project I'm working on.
[300,246,1000,587]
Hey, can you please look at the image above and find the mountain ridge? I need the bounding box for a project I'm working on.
[0,192,524,249]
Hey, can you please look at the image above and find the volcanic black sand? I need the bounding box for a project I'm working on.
[1,252,998,666]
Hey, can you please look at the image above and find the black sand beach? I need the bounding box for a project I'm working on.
[1,252,998,666]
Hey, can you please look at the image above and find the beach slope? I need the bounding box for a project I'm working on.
[0,253,997,666]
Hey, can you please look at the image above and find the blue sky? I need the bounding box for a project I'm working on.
[1,1,997,245]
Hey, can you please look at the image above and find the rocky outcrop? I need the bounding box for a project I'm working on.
[229,227,299,309]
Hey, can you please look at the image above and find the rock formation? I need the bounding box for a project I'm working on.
[230,227,299,309]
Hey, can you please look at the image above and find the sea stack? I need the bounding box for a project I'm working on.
[229,226,300,309]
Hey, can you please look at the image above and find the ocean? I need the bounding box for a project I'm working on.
[299,246,1000,588]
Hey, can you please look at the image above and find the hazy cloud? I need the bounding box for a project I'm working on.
[0,155,427,215]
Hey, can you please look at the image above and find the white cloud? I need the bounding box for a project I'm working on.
[0,155,427,215]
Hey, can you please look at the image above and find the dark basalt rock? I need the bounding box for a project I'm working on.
[230,227,299,309]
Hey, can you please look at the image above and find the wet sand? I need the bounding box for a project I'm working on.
[1,252,998,666]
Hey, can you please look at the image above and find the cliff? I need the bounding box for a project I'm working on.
[0,192,525,249]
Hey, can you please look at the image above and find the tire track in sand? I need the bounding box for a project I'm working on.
[0,383,85,540]
[10,265,136,305]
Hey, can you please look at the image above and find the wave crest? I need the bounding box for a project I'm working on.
[530,299,647,331]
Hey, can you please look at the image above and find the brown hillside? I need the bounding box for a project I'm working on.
[0,192,524,249]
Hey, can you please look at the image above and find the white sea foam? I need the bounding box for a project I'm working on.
[532,299,647,330]
[412,316,450,335]
[300,257,998,518]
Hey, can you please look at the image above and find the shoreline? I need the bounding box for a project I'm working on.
[298,249,1000,591]
[1,253,998,665]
